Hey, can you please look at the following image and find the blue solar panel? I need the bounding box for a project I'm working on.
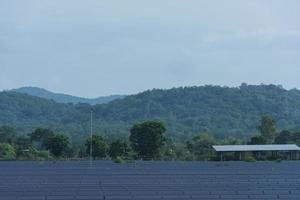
[0,161,300,199]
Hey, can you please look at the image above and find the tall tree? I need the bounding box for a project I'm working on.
[258,115,277,143]
[109,140,129,159]
[275,130,300,145]
[15,135,31,149]
[130,121,166,160]
[85,135,108,159]
[0,126,16,144]
[46,134,70,157]
[274,130,292,144]
[189,133,215,160]
[249,135,267,145]
[30,128,55,149]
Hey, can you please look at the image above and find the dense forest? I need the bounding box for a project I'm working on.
[2,84,300,145]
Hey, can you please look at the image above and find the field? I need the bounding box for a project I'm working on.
[0,161,300,200]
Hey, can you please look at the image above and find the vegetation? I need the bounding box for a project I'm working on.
[3,84,300,145]
[0,115,299,161]
[0,143,16,160]
[45,134,71,157]
[258,115,277,143]
[244,153,256,162]
[12,87,125,105]
[188,133,215,160]
[1,84,300,161]
[274,130,300,145]
[30,128,55,150]
[85,135,108,159]
[109,140,129,159]
[248,135,266,145]
[130,121,166,160]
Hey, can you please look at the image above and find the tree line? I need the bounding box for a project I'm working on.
[0,115,300,161]
[0,121,166,161]
[4,84,300,144]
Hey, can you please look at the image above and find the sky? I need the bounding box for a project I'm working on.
[1,0,300,97]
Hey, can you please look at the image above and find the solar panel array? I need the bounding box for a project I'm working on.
[0,161,300,200]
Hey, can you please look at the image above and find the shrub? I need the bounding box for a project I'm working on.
[244,154,256,162]
[0,143,16,160]
[114,156,125,164]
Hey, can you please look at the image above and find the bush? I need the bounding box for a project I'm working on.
[0,143,16,160]
[244,154,256,162]
[114,156,125,164]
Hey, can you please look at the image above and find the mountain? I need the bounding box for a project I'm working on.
[2,84,300,144]
[11,87,125,105]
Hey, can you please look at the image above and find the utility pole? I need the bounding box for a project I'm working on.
[90,109,93,167]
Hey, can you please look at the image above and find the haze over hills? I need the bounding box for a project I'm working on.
[11,87,125,105]
[1,84,300,144]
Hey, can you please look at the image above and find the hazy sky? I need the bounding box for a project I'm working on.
[1,0,300,97]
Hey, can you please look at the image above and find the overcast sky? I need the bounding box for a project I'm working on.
[1,0,300,97]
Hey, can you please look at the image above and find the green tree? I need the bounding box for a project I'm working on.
[14,135,31,158]
[85,135,108,159]
[163,143,193,161]
[15,135,31,149]
[249,135,267,145]
[275,130,300,145]
[109,140,129,159]
[0,143,16,160]
[258,115,277,143]
[46,134,70,157]
[0,126,16,144]
[28,144,38,159]
[274,130,292,144]
[30,128,55,149]
[220,138,243,145]
[291,132,300,145]
[130,121,166,160]
[189,133,215,160]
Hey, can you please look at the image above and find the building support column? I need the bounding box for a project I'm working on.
[221,152,223,162]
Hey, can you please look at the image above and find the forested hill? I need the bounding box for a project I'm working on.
[2,84,300,143]
[11,87,125,105]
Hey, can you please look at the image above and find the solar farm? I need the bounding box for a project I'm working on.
[1,161,300,200]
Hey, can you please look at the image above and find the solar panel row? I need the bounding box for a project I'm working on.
[0,161,299,200]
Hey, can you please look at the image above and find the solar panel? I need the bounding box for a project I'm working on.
[0,161,300,199]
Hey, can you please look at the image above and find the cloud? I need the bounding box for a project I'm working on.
[1,0,300,96]
[236,28,300,40]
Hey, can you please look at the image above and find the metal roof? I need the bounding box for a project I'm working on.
[212,144,300,152]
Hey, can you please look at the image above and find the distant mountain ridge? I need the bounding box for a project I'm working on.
[11,87,125,105]
[2,84,300,144]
